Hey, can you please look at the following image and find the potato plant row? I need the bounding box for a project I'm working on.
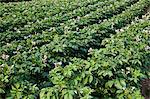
[49,0,139,31]
[29,0,138,32]
[0,0,101,32]
[0,0,148,66]
[0,0,100,17]
[41,19,150,99]
[0,0,139,47]
[2,16,149,99]
[0,0,150,98]
[0,3,149,98]
[0,0,118,44]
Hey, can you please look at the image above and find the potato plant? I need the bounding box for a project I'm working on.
[0,0,150,98]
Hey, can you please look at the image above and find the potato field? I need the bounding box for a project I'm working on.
[0,0,150,98]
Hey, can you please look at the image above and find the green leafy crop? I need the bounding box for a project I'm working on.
[0,0,150,98]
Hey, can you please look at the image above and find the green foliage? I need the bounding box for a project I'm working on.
[0,0,26,2]
[0,0,150,98]
[42,20,150,98]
